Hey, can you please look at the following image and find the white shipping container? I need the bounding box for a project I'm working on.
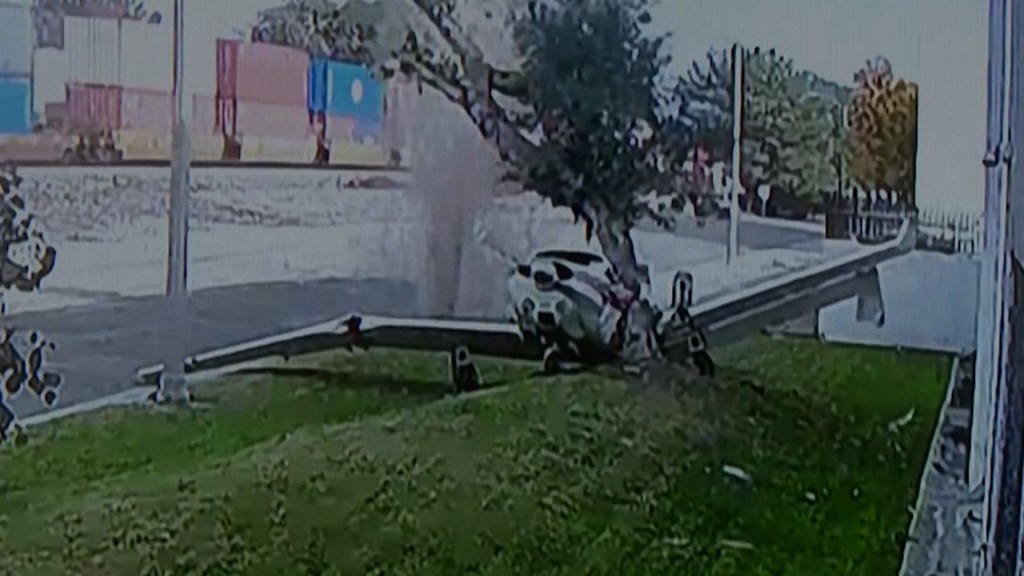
[65,16,122,86]
[32,48,70,113]
[120,18,174,91]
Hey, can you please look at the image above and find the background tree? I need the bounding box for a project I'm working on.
[847,57,919,206]
[674,48,732,159]
[508,0,677,293]
[774,89,838,201]
[676,46,848,209]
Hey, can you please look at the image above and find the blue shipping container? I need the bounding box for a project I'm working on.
[307,58,329,114]
[0,75,31,134]
[0,2,32,74]
[326,61,382,124]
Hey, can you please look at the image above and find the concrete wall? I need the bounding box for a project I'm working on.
[818,251,980,354]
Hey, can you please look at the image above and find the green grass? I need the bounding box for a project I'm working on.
[0,338,949,575]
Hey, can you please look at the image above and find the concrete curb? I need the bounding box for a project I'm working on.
[898,355,979,575]
[18,386,154,428]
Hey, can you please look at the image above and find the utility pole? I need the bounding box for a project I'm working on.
[158,0,191,403]
[727,42,743,264]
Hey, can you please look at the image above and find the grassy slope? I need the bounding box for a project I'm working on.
[0,338,949,575]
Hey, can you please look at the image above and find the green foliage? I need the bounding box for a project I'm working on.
[509,0,676,231]
[676,45,850,200]
[674,48,733,158]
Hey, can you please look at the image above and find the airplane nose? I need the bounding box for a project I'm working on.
[536,311,557,327]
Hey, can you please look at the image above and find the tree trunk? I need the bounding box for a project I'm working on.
[592,215,645,295]
[591,211,662,364]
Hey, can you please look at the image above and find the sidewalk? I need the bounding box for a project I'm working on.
[739,212,826,234]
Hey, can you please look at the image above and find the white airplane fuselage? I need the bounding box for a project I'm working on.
[507,250,636,363]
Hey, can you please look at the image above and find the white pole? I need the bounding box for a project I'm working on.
[159,0,191,403]
[727,42,743,264]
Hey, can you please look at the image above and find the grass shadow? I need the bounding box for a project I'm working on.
[232,366,453,400]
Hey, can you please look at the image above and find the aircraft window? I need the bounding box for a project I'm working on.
[535,250,604,265]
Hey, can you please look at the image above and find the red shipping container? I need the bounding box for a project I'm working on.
[215,39,239,100]
[236,101,310,139]
[120,88,172,133]
[65,82,122,131]
[234,42,308,107]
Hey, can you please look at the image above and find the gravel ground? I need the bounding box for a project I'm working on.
[16,168,418,242]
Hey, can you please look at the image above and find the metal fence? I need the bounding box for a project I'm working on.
[827,205,983,254]
[917,209,985,255]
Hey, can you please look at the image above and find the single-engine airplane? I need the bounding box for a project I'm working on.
[137,219,915,394]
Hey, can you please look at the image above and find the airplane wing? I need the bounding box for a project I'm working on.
[137,220,915,387]
[136,315,543,388]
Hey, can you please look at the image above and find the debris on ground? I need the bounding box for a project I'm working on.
[887,408,916,434]
[722,464,753,484]
[343,176,406,190]
[720,539,755,551]
[662,536,691,548]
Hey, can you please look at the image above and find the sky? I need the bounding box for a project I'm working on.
[650,0,923,85]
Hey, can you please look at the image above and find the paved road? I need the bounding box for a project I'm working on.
[7,278,418,418]
[672,216,826,252]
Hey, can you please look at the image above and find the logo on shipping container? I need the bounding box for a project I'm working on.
[351,79,363,104]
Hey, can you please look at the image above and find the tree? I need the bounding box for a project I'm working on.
[509,0,675,291]
[774,90,838,201]
[847,57,919,205]
[676,46,847,208]
[256,0,687,362]
[674,48,732,158]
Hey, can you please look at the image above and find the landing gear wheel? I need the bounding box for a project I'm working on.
[41,388,57,408]
[542,346,563,375]
[693,350,715,377]
[449,345,481,394]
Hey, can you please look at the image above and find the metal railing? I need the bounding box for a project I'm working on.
[918,209,985,255]
[826,205,983,254]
